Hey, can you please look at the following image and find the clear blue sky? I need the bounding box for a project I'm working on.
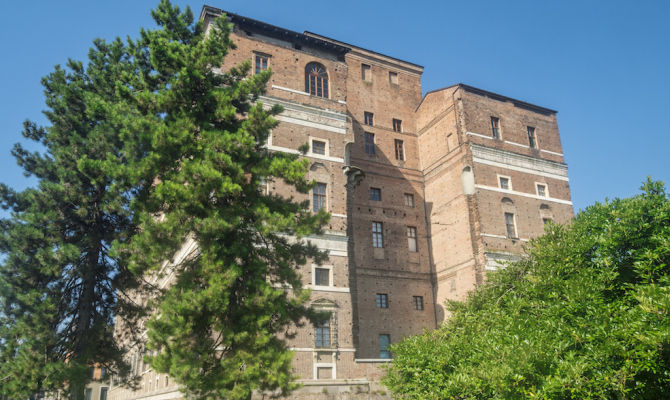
[1,0,668,212]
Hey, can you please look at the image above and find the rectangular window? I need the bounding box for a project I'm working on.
[413,296,424,310]
[364,111,374,126]
[379,334,391,359]
[315,320,330,348]
[254,54,268,74]
[505,212,517,238]
[100,388,108,400]
[392,118,402,132]
[370,187,382,201]
[404,193,414,207]
[364,132,375,155]
[314,267,330,286]
[313,183,326,212]
[361,63,371,81]
[527,126,537,148]
[543,217,553,225]
[407,227,418,252]
[389,71,398,85]
[394,139,404,160]
[499,176,510,190]
[372,221,383,248]
[84,389,92,400]
[537,184,547,197]
[376,293,388,308]
[312,140,326,155]
[491,116,500,139]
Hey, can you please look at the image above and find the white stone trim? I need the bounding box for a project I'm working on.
[266,143,345,163]
[129,389,182,400]
[471,144,569,181]
[355,359,392,363]
[474,184,573,205]
[465,131,493,140]
[331,213,347,218]
[309,285,350,293]
[290,347,356,352]
[541,149,564,156]
[481,233,507,239]
[276,114,346,134]
[497,173,512,190]
[314,362,336,380]
[271,84,311,97]
[311,264,333,287]
[505,140,529,149]
[535,182,549,198]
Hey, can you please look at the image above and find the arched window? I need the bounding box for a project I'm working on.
[305,62,329,98]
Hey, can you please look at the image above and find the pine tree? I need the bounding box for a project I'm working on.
[116,2,329,399]
[0,38,145,397]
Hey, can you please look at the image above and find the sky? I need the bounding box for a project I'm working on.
[1,0,668,213]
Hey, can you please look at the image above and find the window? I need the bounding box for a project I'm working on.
[490,116,500,139]
[361,63,371,81]
[84,389,92,400]
[254,54,268,74]
[407,227,418,252]
[315,320,330,348]
[364,111,374,126]
[394,139,404,160]
[372,222,383,248]
[527,126,537,148]
[100,387,108,400]
[389,71,398,85]
[543,217,553,225]
[404,193,414,207]
[370,187,382,201]
[314,267,330,286]
[313,183,326,212]
[379,334,391,359]
[376,293,388,308]
[311,139,326,155]
[305,62,329,98]
[392,118,402,132]
[413,296,424,311]
[499,176,510,190]
[505,212,517,238]
[364,132,375,155]
[536,183,547,197]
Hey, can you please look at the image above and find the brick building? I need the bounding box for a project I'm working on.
[108,5,573,399]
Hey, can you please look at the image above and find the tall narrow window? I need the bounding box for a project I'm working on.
[313,183,326,212]
[394,139,404,160]
[361,63,371,81]
[379,334,391,359]
[527,126,537,148]
[389,71,398,85]
[404,193,415,207]
[315,320,330,348]
[407,226,418,252]
[372,221,383,248]
[536,183,547,197]
[376,293,388,308]
[255,54,268,74]
[364,132,375,155]
[392,118,402,132]
[370,187,382,201]
[505,212,517,238]
[413,296,424,310]
[364,111,374,126]
[305,62,329,98]
[490,116,500,139]
[499,176,510,190]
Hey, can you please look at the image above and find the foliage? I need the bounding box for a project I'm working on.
[114,2,329,399]
[0,38,143,397]
[384,179,670,399]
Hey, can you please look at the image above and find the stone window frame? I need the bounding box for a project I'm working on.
[305,62,329,98]
[535,182,549,198]
[312,264,333,288]
[309,137,329,157]
[497,174,512,190]
[504,211,518,239]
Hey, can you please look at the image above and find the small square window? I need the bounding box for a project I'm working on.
[537,184,547,197]
[527,126,537,149]
[372,221,383,248]
[490,116,500,139]
[392,118,402,132]
[379,334,391,359]
[364,132,375,155]
[404,193,414,208]
[314,267,330,286]
[364,111,374,126]
[505,212,517,238]
[376,293,388,308]
[361,64,371,81]
[413,296,424,311]
[313,183,326,212]
[255,54,269,74]
[394,139,404,161]
[312,140,326,155]
[499,177,510,190]
[389,71,398,85]
[370,187,382,201]
[407,227,417,252]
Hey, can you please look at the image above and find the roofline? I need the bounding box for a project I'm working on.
[201,5,350,55]
[418,83,557,114]
[303,31,424,73]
